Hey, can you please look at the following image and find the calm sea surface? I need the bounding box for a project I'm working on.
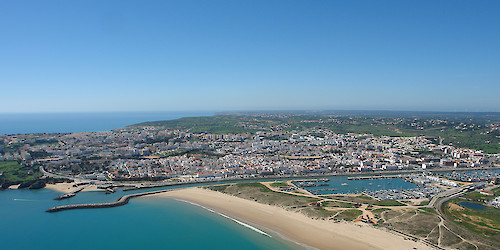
[0,111,213,135]
[0,188,299,250]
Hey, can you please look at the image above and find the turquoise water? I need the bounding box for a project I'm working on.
[0,189,298,250]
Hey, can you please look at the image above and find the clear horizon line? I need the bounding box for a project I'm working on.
[0,108,499,115]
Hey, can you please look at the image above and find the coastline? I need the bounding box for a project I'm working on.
[155,187,432,250]
[45,183,102,193]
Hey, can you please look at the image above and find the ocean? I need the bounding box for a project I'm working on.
[0,188,298,250]
[0,111,213,135]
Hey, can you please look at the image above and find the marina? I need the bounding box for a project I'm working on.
[293,175,420,195]
[347,175,404,180]
[364,186,442,201]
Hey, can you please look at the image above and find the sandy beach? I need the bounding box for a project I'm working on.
[157,188,432,250]
[45,182,102,193]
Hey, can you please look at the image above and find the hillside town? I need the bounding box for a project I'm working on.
[1,115,498,183]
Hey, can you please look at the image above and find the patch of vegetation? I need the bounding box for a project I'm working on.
[382,209,403,221]
[322,200,356,208]
[1,172,71,190]
[440,227,463,246]
[300,206,333,219]
[391,213,440,237]
[371,208,390,218]
[418,207,437,215]
[2,142,25,152]
[331,195,405,206]
[426,225,441,245]
[443,199,500,243]
[377,200,406,206]
[462,190,498,202]
[28,180,46,189]
[133,115,257,134]
[270,181,288,187]
[335,209,362,221]
[0,161,43,188]
[206,184,229,192]
[212,182,334,219]
[235,182,271,192]
[418,200,430,206]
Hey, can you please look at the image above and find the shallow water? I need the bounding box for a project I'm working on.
[0,188,298,250]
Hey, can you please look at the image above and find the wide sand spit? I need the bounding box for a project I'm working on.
[154,187,432,250]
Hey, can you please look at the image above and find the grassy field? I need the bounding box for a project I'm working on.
[335,209,362,221]
[461,188,500,203]
[270,181,288,187]
[133,115,257,134]
[443,198,500,243]
[322,200,356,208]
[371,208,390,219]
[0,161,42,186]
[379,208,443,245]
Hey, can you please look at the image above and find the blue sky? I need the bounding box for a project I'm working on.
[1,0,499,113]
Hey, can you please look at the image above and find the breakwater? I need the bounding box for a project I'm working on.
[54,187,85,200]
[46,189,171,213]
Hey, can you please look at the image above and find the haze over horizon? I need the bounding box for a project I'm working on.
[1,0,499,113]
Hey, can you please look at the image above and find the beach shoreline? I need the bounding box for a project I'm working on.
[155,187,433,250]
[45,182,103,193]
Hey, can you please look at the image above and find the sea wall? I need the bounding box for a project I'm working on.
[46,189,170,213]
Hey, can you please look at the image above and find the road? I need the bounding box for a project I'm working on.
[427,186,468,208]
[39,166,85,182]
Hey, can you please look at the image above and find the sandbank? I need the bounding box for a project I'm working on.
[156,188,432,250]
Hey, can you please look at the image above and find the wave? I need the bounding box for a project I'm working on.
[13,198,37,202]
[174,198,271,237]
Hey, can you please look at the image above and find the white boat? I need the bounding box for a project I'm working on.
[341,183,348,186]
